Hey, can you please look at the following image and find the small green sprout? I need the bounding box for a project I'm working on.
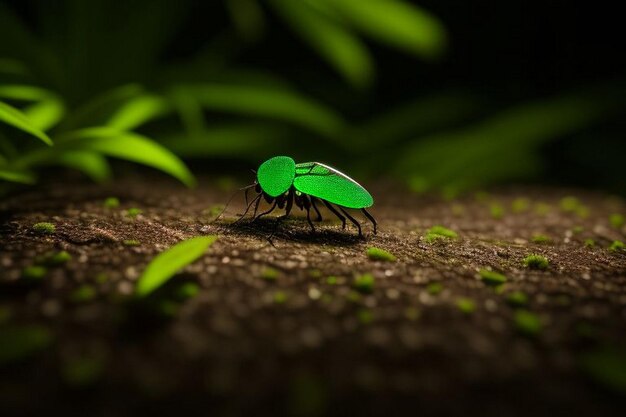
[175,282,200,299]
[511,198,530,213]
[273,291,288,304]
[584,239,596,248]
[366,247,396,262]
[126,207,142,218]
[506,291,528,307]
[609,213,625,229]
[478,269,507,286]
[489,203,504,219]
[22,265,47,280]
[531,234,551,244]
[357,309,374,324]
[261,267,279,281]
[103,197,120,208]
[70,285,97,303]
[523,254,549,270]
[609,240,625,252]
[123,239,141,246]
[456,298,476,314]
[514,310,542,336]
[426,282,443,295]
[425,225,458,243]
[325,276,339,285]
[353,273,375,294]
[560,196,580,212]
[32,222,55,234]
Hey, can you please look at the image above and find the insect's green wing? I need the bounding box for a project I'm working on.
[294,162,373,208]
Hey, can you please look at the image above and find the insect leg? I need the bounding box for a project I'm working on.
[251,194,262,218]
[361,208,377,234]
[321,200,346,229]
[253,200,277,222]
[304,197,315,232]
[310,197,323,221]
[234,193,262,223]
[338,207,362,237]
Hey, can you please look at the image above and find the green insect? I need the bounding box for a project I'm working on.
[239,156,376,236]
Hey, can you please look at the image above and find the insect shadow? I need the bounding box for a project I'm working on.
[221,217,363,247]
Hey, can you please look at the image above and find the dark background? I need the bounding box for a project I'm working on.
[1,0,625,193]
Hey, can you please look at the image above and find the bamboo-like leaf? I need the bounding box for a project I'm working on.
[107,94,171,130]
[0,168,36,184]
[61,127,195,186]
[179,84,344,137]
[0,101,53,145]
[53,151,112,182]
[325,0,447,59]
[270,0,373,89]
[0,85,66,131]
[136,236,218,297]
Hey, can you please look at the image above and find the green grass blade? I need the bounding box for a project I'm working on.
[53,151,111,182]
[23,98,66,131]
[0,101,53,145]
[0,168,36,184]
[326,0,447,59]
[136,236,218,297]
[107,94,171,130]
[270,0,373,89]
[179,83,345,137]
[62,127,195,186]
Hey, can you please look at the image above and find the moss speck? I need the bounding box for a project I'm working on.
[123,240,140,246]
[353,273,375,294]
[506,291,528,307]
[70,285,97,303]
[273,291,288,304]
[523,254,549,270]
[456,298,476,314]
[175,282,200,299]
[478,269,507,286]
[32,222,55,234]
[22,265,47,280]
[531,234,551,244]
[261,267,279,281]
[584,239,596,248]
[103,197,120,208]
[326,276,339,285]
[609,213,625,229]
[426,282,443,295]
[366,247,396,262]
[609,240,625,252]
[425,225,458,243]
[511,198,530,213]
[489,203,505,219]
[357,309,374,324]
[126,208,142,218]
[514,310,542,336]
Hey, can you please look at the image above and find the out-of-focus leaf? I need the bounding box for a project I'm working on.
[0,58,29,76]
[396,95,604,191]
[0,85,54,101]
[580,348,626,394]
[136,236,218,297]
[62,84,144,130]
[179,84,345,137]
[0,85,66,131]
[0,101,53,145]
[107,94,171,130]
[170,88,206,136]
[324,0,447,59]
[52,151,112,182]
[160,123,288,157]
[270,0,373,89]
[0,168,36,184]
[61,127,195,186]
[226,0,265,42]
[0,325,52,365]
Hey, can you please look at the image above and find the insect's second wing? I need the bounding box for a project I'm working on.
[294,162,373,209]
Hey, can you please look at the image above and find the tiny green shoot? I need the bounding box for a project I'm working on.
[478,269,507,286]
[135,236,217,297]
[425,225,458,243]
[584,239,595,248]
[426,282,443,295]
[609,240,625,252]
[531,234,551,244]
[366,247,396,262]
[514,310,542,336]
[609,213,625,229]
[456,298,476,314]
[353,273,375,294]
[489,203,504,219]
[506,291,528,307]
[32,222,55,234]
[22,265,47,280]
[523,254,549,270]
[103,197,120,208]
[126,208,142,218]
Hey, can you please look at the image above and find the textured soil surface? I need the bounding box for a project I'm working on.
[1,176,626,417]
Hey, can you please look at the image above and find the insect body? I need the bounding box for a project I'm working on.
[240,156,376,236]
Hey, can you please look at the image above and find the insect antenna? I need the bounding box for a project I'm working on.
[213,183,257,223]
[233,193,262,224]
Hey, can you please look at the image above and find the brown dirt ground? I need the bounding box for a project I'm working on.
[1,176,626,417]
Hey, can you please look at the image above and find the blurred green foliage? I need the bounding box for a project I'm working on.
[0,0,624,193]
